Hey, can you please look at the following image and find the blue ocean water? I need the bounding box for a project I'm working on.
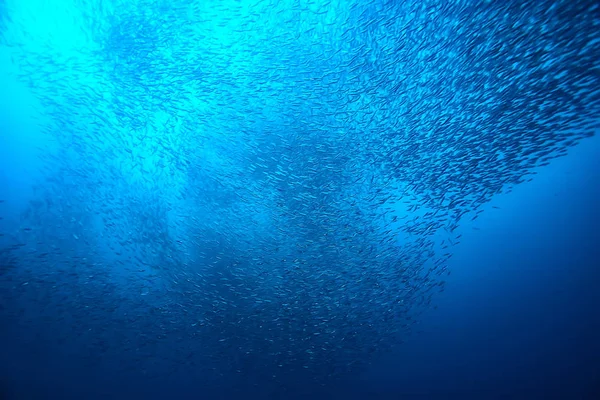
[1,1,599,399]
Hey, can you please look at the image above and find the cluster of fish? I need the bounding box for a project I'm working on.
[1,0,598,396]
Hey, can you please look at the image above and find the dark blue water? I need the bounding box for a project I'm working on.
[1,1,599,399]
[358,137,600,399]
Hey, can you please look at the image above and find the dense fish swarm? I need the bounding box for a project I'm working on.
[1,0,598,396]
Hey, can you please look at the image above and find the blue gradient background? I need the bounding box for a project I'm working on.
[1,1,599,399]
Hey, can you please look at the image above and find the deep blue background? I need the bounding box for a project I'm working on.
[355,135,600,399]
[1,0,599,399]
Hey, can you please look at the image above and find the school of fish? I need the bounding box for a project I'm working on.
[0,0,598,397]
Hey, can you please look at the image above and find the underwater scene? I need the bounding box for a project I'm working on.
[1,0,599,399]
